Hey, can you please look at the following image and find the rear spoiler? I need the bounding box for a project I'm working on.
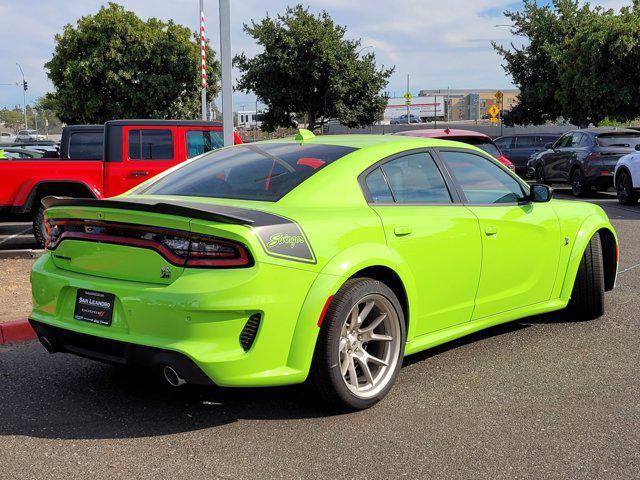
[41,196,255,225]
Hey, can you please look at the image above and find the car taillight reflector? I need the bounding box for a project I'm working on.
[45,219,252,268]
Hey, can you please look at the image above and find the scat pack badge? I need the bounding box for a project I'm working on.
[253,222,316,264]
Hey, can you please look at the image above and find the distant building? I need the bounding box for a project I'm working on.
[237,110,264,129]
[418,88,519,121]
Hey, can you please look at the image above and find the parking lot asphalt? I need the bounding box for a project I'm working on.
[0,189,639,479]
[0,222,39,251]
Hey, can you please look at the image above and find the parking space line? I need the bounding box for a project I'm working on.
[0,227,31,246]
[618,262,640,275]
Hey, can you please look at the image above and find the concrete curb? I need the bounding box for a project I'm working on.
[0,319,36,345]
[0,249,44,260]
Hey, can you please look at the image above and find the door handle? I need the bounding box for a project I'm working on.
[131,170,149,177]
[484,225,498,236]
[394,226,412,237]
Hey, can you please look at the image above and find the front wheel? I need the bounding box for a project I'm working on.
[309,278,405,410]
[616,171,638,206]
[566,234,604,320]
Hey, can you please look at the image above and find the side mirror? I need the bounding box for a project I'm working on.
[544,143,554,150]
[530,183,553,203]
[635,144,640,151]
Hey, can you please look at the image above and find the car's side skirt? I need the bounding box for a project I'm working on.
[404,298,567,356]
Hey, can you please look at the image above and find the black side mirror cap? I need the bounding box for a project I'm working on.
[635,144,640,151]
[530,183,553,203]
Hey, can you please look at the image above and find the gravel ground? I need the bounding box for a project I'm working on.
[0,258,35,323]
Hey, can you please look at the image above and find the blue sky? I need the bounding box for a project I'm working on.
[0,0,627,110]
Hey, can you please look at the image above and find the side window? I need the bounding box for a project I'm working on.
[186,130,224,158]
[128,129,173,160]
[68,131,103,160]
[373,152,451,204]
[578,134,592,147]
[364,168,394,203]
[555,134,572,148]
[570,132,584,147]
[515,136,535,148]
[440,150,527,204]
[494,137,513,149]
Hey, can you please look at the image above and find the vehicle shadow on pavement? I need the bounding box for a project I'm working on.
[0,312,576,441]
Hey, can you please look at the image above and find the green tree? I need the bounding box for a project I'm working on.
[0,108,25,133]
[494,0,640,127]
[234,5,394,131]
[45,2,220,124]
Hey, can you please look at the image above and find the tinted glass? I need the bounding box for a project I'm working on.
[494,137,513,149]
[516,136,535,148]
[380,153,451,204]
[142,143,356,201]
[128,129,173,160]
[185,130,224,158]
[441,150,526,204]
[68,131,103,160]
[556,134,572,148]
[538,136,559,146]
[456,137,502,158]
[596,133,640,148]
[570,132,585,147]
[365,168,394,203]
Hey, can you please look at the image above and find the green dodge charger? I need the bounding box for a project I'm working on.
[30,131,618,409]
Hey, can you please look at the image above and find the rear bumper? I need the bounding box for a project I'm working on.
[29,253,323,387]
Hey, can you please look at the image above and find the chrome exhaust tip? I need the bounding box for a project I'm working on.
[38,335,55,353]
[163,365,187,387]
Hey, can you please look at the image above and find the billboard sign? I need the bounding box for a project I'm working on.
[385,96,445,121]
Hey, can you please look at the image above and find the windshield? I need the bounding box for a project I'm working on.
[141,143,357,201]
[451,137,502,158]
[596,133,640,148]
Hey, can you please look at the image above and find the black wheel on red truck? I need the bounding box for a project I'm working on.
[33,205,47,247]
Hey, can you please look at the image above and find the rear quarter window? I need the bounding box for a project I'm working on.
[141,143,357,201]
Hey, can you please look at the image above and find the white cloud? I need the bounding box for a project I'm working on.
[0,0,547,109]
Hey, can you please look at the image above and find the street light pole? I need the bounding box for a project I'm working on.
[219,0,234,146]
[16,63,27,129]
[199,0,207,120]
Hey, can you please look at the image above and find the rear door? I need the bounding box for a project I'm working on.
[104,126,180,197]
[364,150,482,336]
[437,149,561,319]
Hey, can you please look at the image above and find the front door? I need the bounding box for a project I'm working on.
[438,149,561,319]
[364,151,482,337]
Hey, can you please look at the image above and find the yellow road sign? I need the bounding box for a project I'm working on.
[495,90,504,102]
[488,104,500,118]
[404,92,412,100]
[490,117,499,124]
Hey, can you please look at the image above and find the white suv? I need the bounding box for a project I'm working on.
[15,129,46,142]
[614,146,640,205]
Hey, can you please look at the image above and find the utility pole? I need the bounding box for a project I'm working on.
[199,0,207,120]
[434,94,437,129]
[16,63,27,129]
[406,74,410,124]
[219,0,234,146]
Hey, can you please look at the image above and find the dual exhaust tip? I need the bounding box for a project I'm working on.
[38,334,187,388]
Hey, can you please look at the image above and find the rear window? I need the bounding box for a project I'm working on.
[454,137,501,158]
[128,129,173,160]
[68,131,103,159]
[141,143,357,201]
[596,133,640,148]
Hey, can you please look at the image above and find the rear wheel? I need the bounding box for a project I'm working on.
[32,205,47,248]
[309,278,405,410]
[571,168,588,197]
[566,234,604,320]
[616,170,638,206]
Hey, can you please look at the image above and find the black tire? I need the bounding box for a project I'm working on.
[566,234,605,320]
[32,205,47,248]
[616,170,638,206]
[571,168,588,197]
[308,278,406,410]
[535,165,548,185]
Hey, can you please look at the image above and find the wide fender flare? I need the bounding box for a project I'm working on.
[559,215,618,300]
[285,243,416,378]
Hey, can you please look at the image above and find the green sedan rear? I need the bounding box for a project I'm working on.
[30,131,618,409]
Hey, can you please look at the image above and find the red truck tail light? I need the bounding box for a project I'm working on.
[45,219,252,268]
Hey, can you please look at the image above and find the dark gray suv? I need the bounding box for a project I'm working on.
[528,128,640,196]
[494,134,560,175]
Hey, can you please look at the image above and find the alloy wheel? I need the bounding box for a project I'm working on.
[572,169,584,196]
[617,173,630,203]
[338,294,401,399]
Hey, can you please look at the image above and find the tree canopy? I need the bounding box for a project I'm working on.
[494,0,640,127]
[234,5,394,131]
[45,2,219,124]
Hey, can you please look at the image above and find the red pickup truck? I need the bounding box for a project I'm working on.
[0,120,242,246]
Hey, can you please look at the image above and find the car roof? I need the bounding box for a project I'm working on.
[105,119,224,127]
[395,128,490,140]
[572,127,640,135]
[495,133,560,138]
[257,133,475,149]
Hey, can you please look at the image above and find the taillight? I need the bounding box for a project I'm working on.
[45,219,252,268]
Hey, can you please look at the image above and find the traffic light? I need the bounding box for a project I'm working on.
[23,80,27,91]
